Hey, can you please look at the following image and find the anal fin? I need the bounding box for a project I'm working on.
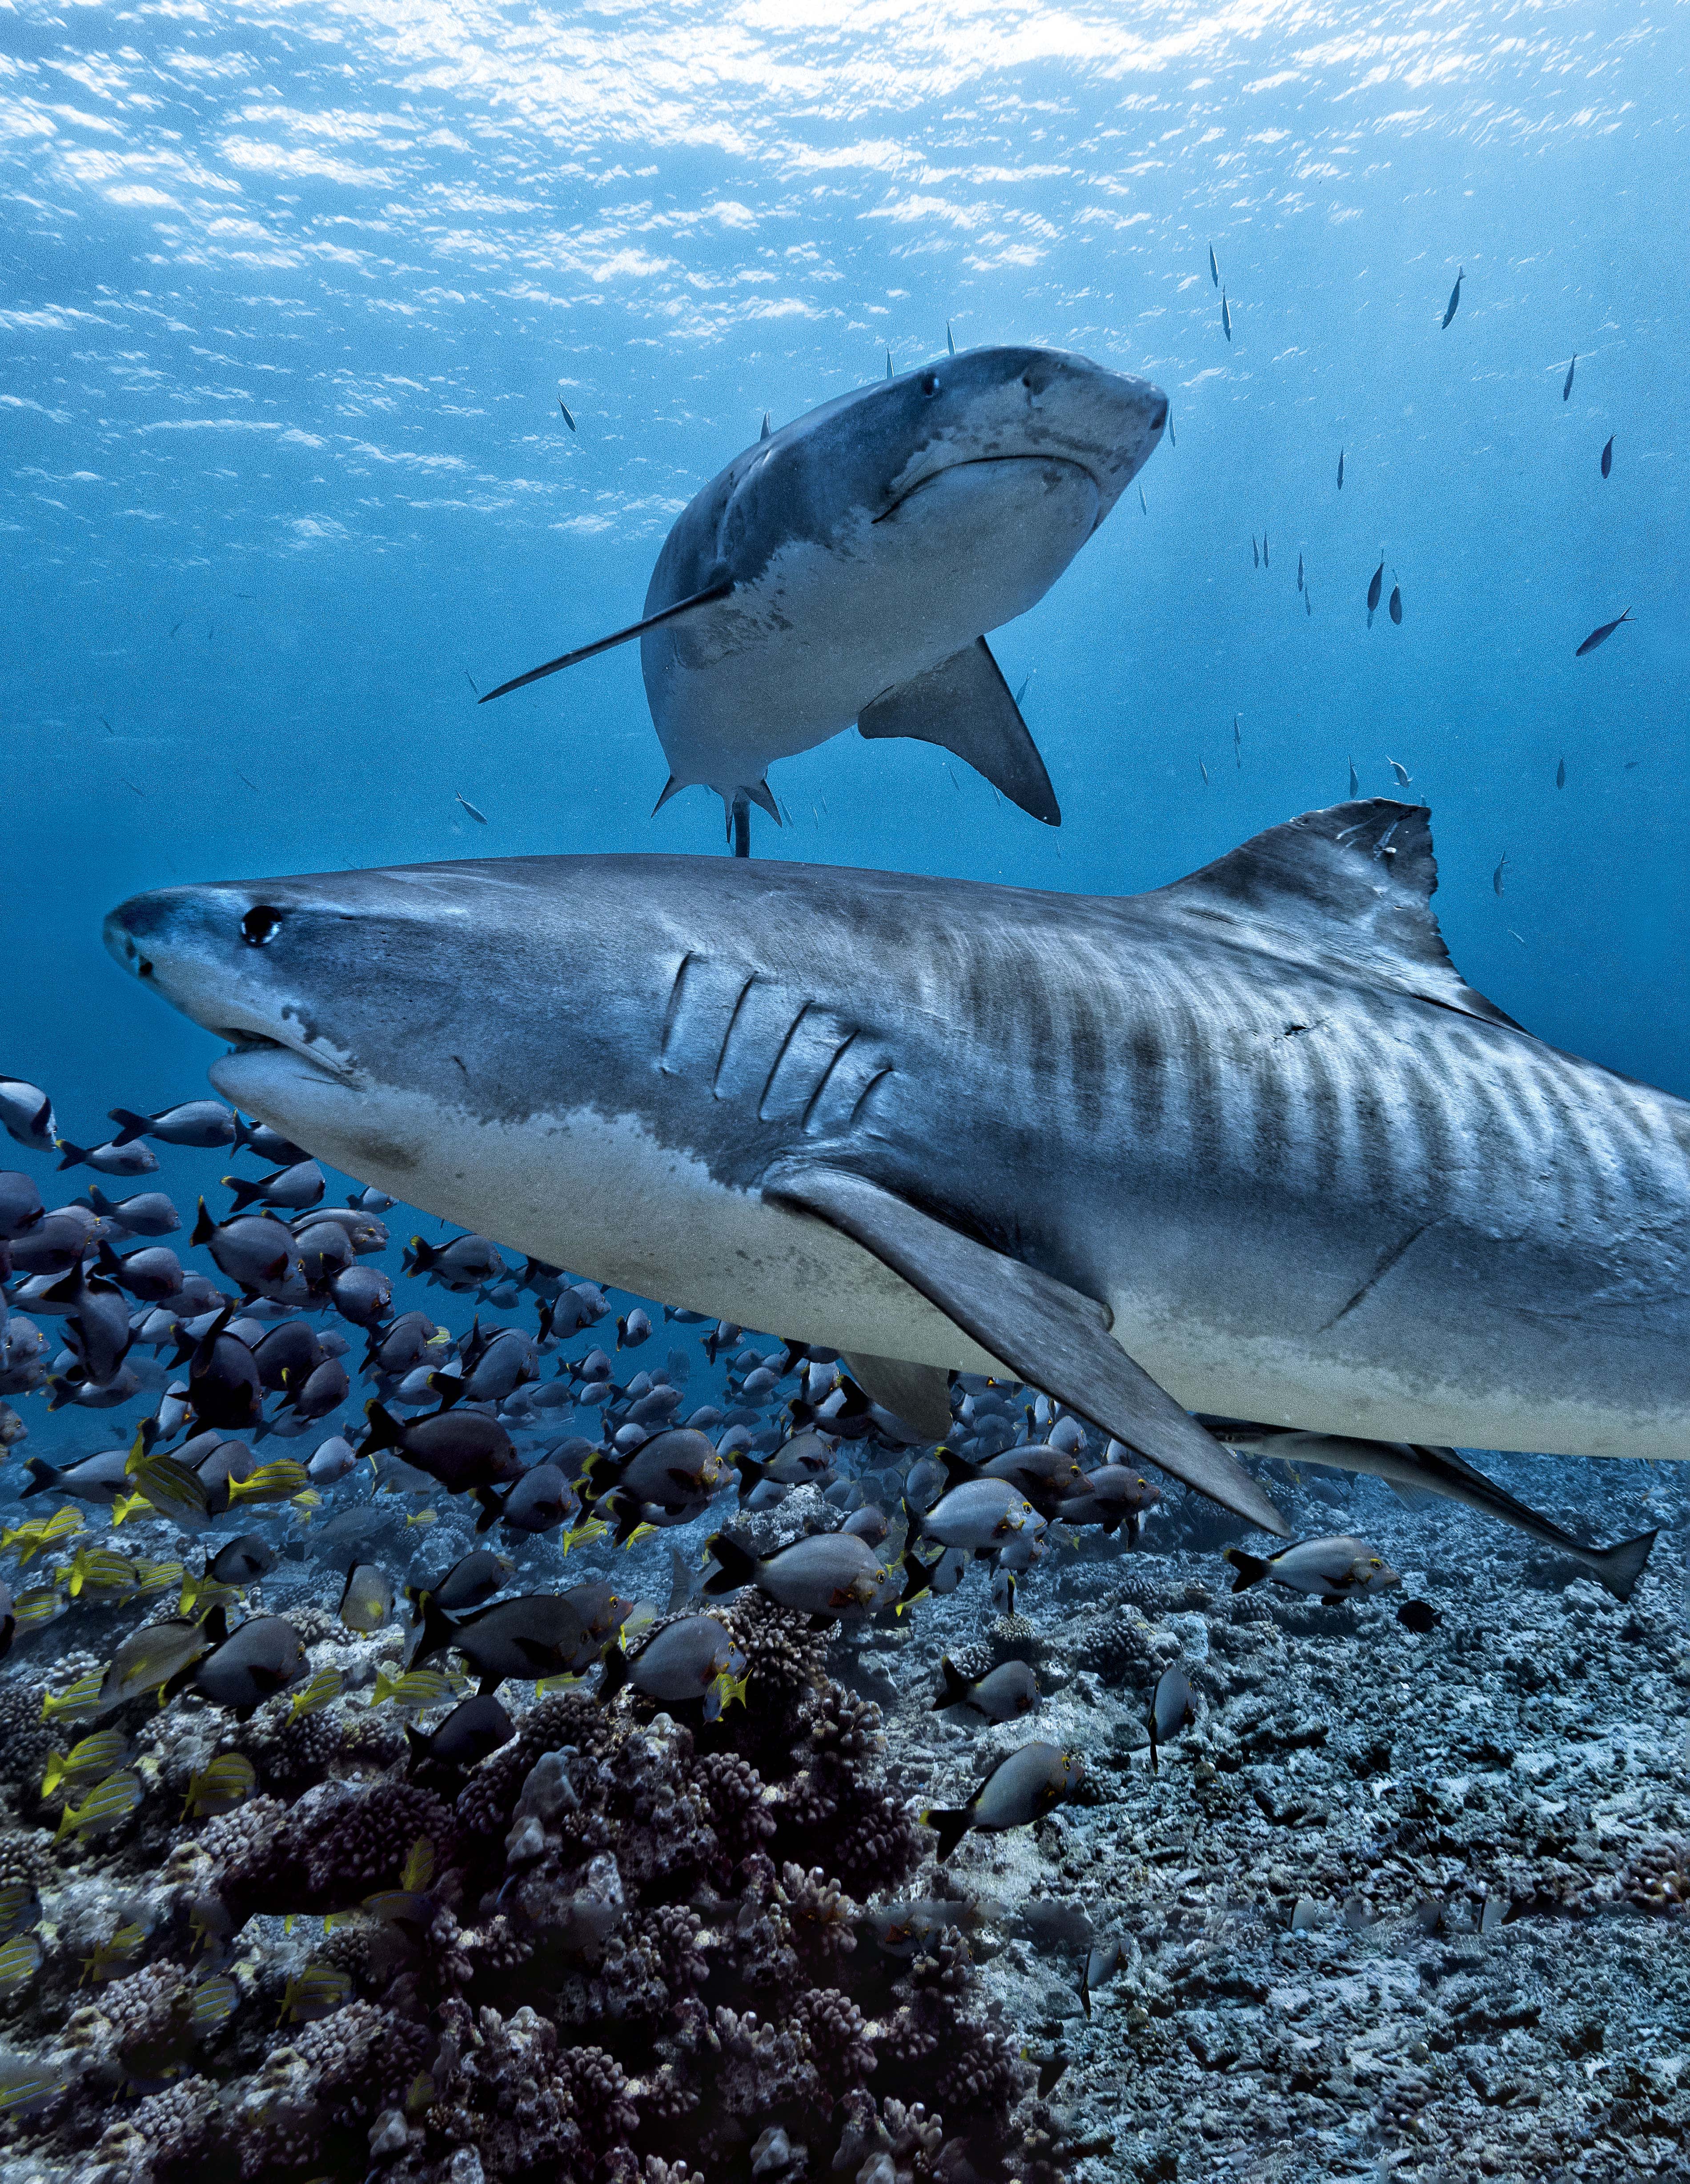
[842,1353,953,1439]
[764,1164,1288,1537]
[859,638,1060,826]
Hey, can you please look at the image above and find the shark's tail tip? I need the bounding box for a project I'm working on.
[1590,1529,1658,1603]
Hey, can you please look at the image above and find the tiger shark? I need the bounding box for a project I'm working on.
[479,345,1167,853]
[105,799,1687,1561]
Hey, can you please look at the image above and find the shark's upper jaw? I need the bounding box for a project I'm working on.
[104,891,362,1092]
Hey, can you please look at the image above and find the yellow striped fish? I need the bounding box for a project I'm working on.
[181,1752,257,1818]
[288,1667,344,1722]
[40,1670,104,1723]
[227,1460,309,1507]
[54,1770,143,1843]
[41,1730,129,1800]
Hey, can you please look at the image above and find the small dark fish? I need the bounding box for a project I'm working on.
[1397,1599,1438,1634]
[1252,534,1258,569]
[558,398,576,430]
[187,1615,306,1718]
[455,792,487,825]
[1148,1662,1196,1772]
[1387,755,1412,787]
[339,1562,395,1632]
[1139,483,1146,514]
[1562,353,1576,401]
[1493,852,1508,897]
[1336,448,1344,489]
[921,1741,1083,1862]
[1208,244,1218,286]
[1367,556,1384,616]
[108,1100,234,1149]
[1221,289,1232,341]
[464,670,478,695]
[1166,407,1174,446]
[1233,714,1241,768]
[361,1401,521,1496]
[206,1534,275,1587]
[1441,266,1463,329]
[702,1530,886,1616]
[406,1692,514,1769]
[408,1548,513,1623]
[1262,534,1269,568]
[1199,758,1208,787]
[1575,609,1631,657]
[223,1160,323,1215]
[1389,578,1402,626]
[1600,434,1613,479]
[599,1612,746,1709]
[946,321,955,356]
[1297,551,1303,593]
[932,1656,1039,1723]
[1556,756,1566,789]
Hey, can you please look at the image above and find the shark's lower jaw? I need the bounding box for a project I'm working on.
[875,453,1097,523]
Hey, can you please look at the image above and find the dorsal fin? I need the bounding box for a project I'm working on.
[1153,799,1521,1029]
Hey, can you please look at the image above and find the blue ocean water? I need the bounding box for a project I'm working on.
[3,0,1684,1123]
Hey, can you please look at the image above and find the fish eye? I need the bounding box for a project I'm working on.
[241,904,283,947]
[920,371,940,396]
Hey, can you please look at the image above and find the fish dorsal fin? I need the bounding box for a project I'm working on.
[1153,798,1521,1029]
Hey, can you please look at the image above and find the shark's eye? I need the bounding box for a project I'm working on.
[920,371,940,396]
[241,904,283,947]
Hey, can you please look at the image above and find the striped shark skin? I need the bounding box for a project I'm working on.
[105,800,1689,1539]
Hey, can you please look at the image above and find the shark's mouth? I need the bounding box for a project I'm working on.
[875,452,1098,523]
[215,1024,357,1088]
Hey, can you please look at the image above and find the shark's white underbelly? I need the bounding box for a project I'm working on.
[645,460,1099,790]
[213,1058,1690,1465]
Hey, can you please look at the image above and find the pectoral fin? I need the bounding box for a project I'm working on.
[480,579,735,705]
[764,1165,1288,1536]
[858,638,1060,826]
[842,1353,954,1439]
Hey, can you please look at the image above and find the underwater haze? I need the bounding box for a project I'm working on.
[2,0,1686,1103]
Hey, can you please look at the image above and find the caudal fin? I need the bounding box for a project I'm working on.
[107,1108,152,1146]
[923,1807,972,1863]
[360,1400,405,1459]
[1584,1529,1657,1603]
[20,1456,60,1498]
[702,1533,760,1597]
[1222,1547,1270,1593]
[932,1655,972,1710]
[221,1174,269,1214]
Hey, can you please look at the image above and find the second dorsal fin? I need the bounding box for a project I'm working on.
[1153,799,1521,1029]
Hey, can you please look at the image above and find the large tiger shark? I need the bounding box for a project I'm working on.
[479,345,1167,852]
[105,799,1686,1574]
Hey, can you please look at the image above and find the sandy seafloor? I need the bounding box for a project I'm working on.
[854,1457,1690,2184]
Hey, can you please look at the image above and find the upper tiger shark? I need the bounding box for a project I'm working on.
[106,799,1682,1586]
[479,345,1167,852]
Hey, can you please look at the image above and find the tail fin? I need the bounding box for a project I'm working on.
[360,1400,405,1459]
[404,1583,430,1628]
[221,1175,269,1214]
[936,1446,976,1490]
[191,1198,217,1248]
[923,1807,972,1863]
[1586,1530,1657,1603]
[1223,1547,1270,1593]
[21,1456,60,1498]
[410,1595,458,1669]
[473,1486,506,1535]
[107,1109,152,1146]
[597,1643,631,1703]
[933,1656,973,1710]
[901,1497,924,1549]
[701,1533,760,1598]
[734,1452,768,1496]
[428,1370,465,1410]
[404,1723,433,1768]
[54,1142,90,1171]
[403,1237,438,1277]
